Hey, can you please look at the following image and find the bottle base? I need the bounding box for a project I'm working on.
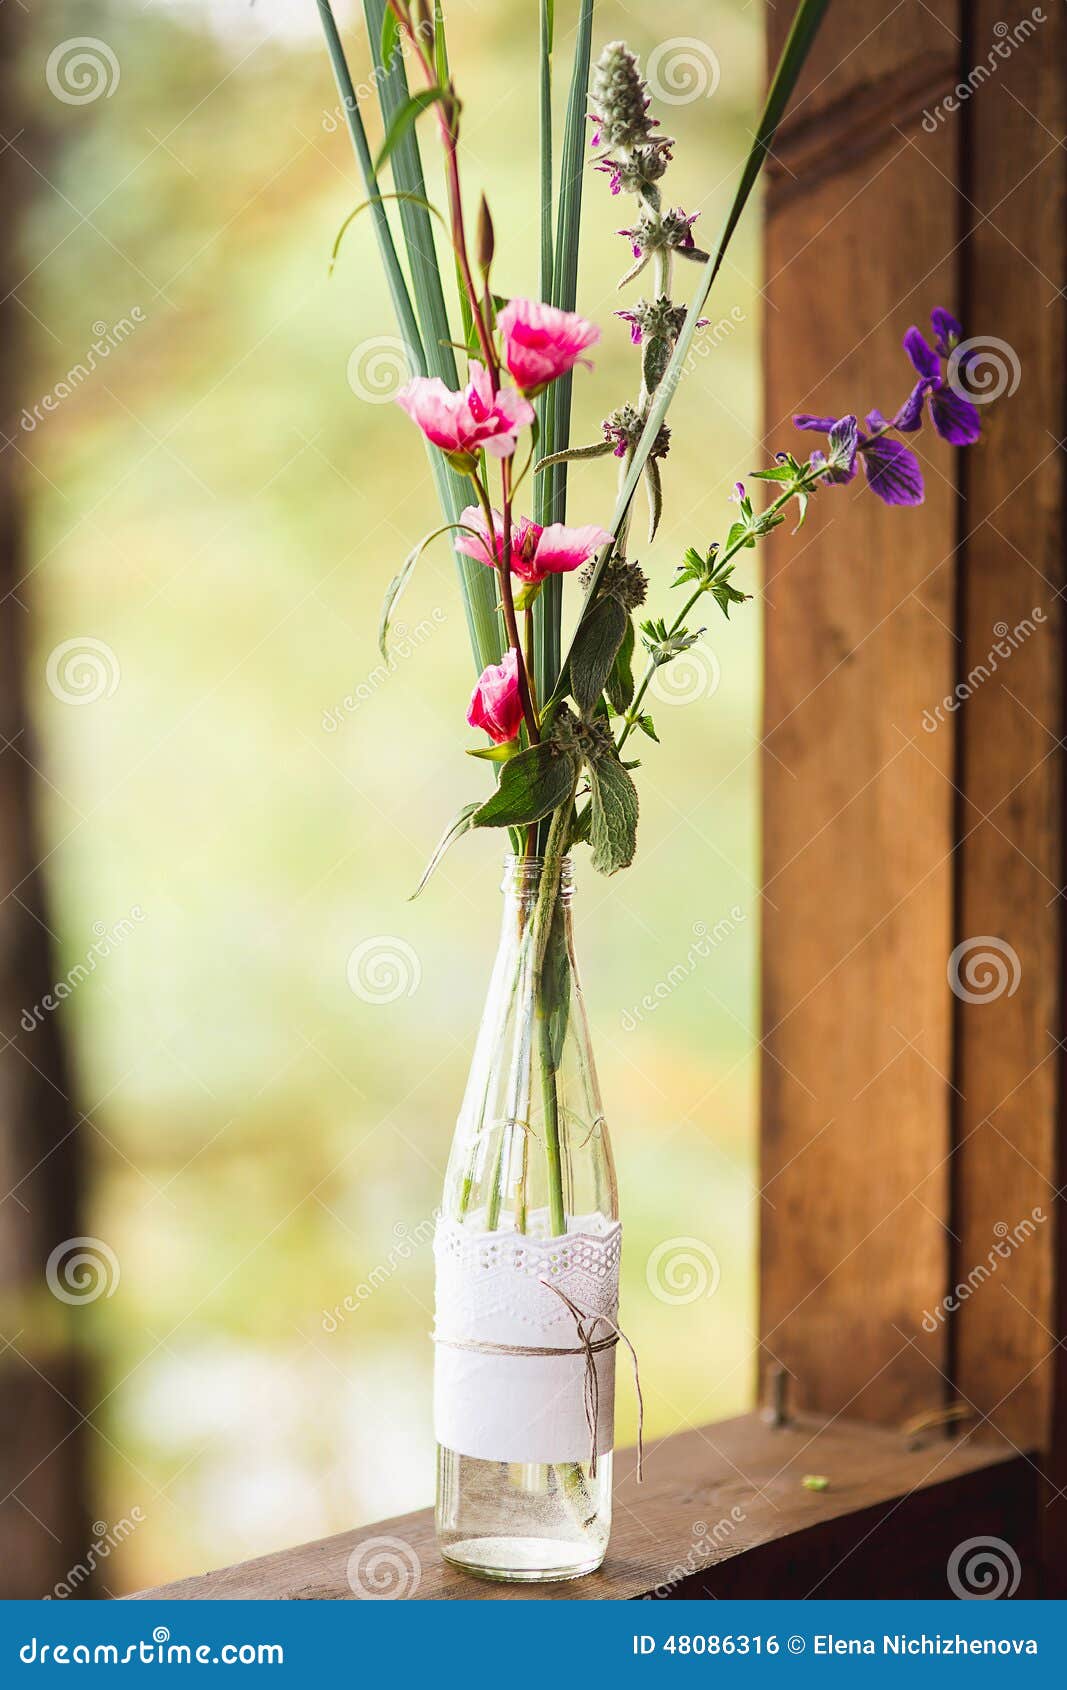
[440,1536,605,1583]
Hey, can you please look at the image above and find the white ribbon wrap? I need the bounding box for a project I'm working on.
[433,1213,622,1465]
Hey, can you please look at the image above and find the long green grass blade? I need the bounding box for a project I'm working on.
[533,0,594,709]
[559,0,830,683]
[361,0,502,673]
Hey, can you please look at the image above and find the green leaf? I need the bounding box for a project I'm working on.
[606,615,635,714]
[466,742,519,763]
[330,190,446,273]
[373,87,449,176]
[473,743,578,830]
[379,521,477,658]
[635,712,659,743]
[410,801,480,900]
[380,4,400,65]
[433,0,448,84]
[569,594,628,716]
[588,752,639,875]
[645,457,663,543]
[540,894,571,1067]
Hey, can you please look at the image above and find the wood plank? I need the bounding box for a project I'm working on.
[760,1,963,1424]
[129,1412,1032,1601]
[951,0,1067,1586]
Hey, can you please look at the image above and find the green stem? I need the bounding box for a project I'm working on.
[616,465,828,753]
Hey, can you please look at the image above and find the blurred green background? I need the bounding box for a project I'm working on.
[22,0,762,1590]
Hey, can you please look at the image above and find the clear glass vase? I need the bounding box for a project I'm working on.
[434,854,619,1582]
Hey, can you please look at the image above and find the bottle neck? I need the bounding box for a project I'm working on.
[499,854,575,916]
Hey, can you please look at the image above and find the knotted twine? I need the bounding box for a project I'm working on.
[433,1277,644,1482]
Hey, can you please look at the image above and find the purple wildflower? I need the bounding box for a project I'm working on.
[903,309,981,446]
[795,411,924,507]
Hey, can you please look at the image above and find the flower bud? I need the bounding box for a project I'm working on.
[477,195,495,275]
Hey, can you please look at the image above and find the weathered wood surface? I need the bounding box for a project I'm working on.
[130,1412,1033,1600]
[761,0,962,1426]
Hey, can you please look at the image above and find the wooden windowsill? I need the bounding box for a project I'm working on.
[130,1412,1037,1600]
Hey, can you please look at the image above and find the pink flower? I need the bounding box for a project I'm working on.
[395,361,534,463]
[455,506,612,585]
[467,649,524,744]
[498,299,600,394]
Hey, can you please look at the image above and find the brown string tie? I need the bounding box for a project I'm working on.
[434,1280,644,1484]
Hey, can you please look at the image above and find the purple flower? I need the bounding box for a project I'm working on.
[796,411,924,507]
[902,309,981,446]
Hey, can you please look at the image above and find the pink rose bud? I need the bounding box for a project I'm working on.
[395,361,534,465]
[497,299,600,395]
[466,648,524,745]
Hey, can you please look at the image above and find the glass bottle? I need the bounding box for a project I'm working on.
[434,854,620,1582]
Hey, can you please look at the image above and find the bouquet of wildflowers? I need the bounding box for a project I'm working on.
[313,0,989,1582]
[313,0,988,1236]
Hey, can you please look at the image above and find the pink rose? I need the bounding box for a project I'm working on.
[395,361,534,463]
[498,299,600,394]
[466,648,524,744]
[455,505,612,585]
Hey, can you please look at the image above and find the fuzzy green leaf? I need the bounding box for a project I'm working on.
[569,594,628,716]
[606,615,635,714]
[473,742,578,829]
[588,752,639,875]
